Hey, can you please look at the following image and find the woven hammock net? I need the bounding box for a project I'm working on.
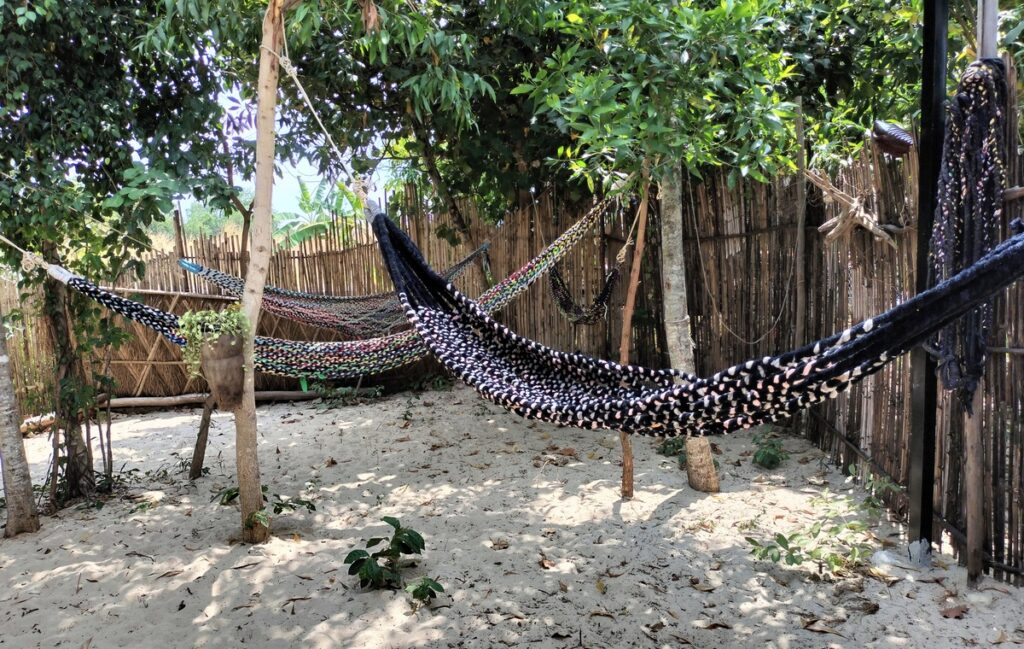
[51,200,607,379]
[930,58,1007,411]
[179,242,491,338]
[371,211,1024,436]
[548,263,621,325]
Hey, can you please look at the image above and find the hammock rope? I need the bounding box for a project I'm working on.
[370,210,1024,436]
[179,242,490,337]
[2,199,608,380]
[930,58,1006,411]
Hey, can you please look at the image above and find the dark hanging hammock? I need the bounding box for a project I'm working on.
[179,242,490,337]
[929,58,1007,411]
[370,210,1024,437]
[548,263,621,325]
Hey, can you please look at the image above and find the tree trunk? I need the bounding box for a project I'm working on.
[42,278,94,500]
[685,436,720,493]
[617,176,652,499]
[1,328,40,537]
[232,0,289,544]
[658,163,696,374]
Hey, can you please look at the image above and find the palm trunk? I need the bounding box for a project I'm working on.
[1,328,40,536]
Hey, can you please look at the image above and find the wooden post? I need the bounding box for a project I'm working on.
[964,0,998,587]
[617,174,651,499]
[793,98,807,347]
[908,0,947,547]
[966,379,985,583]
[977,0,998,59]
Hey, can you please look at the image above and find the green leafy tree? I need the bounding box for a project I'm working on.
[0,1,238,502]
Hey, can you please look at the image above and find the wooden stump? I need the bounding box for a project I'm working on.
[685,436,719,493]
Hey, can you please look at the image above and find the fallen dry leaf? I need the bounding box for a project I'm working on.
[866,568,901,586]
[595,578,607,595]
[694,620,732,630]
[490,538,509,550]
[155,570,182,580]
[590,610,615,619]
[324,457,338,467]
[803,619,847,637]
[557,447,577,457]
[539,555,556,570]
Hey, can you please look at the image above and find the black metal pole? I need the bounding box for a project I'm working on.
[908,0,948,545]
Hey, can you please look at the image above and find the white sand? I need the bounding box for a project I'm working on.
[2,384,1022,648]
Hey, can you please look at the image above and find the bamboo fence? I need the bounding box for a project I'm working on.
[678,63,1022,582]
[1,190,664,408]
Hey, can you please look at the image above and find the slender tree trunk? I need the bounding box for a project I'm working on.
[1,328,40,537]
[42,278,94,500]
[617,175,651,499]
[658,163,696,374]
[232,0,289,543]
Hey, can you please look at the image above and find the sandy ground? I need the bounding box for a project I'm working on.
[1,384,1022,648]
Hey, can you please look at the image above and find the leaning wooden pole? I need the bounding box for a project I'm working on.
[617,174,651,499]
[234,0,291,543]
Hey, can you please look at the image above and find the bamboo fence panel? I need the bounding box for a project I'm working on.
[679,104,1022,582]
[1,190,663,407]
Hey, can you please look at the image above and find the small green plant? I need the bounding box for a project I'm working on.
[411,373,455,392]
[344,517,428,590]
[406,576,445,607]
[212,484,316,514]
[752,433,789,469]
[312,382,384,408]
[746,471,896,575]
[178,307,249,376]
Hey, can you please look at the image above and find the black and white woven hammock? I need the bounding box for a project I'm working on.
[930,58,1007,410]
[371,212,1024,437]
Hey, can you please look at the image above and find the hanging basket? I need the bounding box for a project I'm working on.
[200,333,245,410]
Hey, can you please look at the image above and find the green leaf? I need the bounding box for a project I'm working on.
[381,516,402,530]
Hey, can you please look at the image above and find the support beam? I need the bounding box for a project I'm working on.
[908,0,948,547]
[977,0,999,59]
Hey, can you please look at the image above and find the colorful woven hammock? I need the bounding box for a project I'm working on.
[178,242,490,337]
[371,211,1024,436]
[548,263,621,325]
[35,200,607,379]
[930,58,1007,411]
